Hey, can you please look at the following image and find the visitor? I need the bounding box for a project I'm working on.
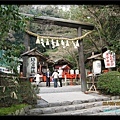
[58,67,63,87]
[34,72,41,86]
[45,68,52,87]
[52,69,59,88]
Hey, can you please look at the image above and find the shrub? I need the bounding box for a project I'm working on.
[0,72,37,107]
[97,71,120,95]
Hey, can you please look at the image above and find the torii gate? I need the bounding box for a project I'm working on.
[21,13,94,92]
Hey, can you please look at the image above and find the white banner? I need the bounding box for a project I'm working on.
[103,50,116,68]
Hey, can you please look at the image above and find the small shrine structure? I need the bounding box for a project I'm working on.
[21,47,54,80]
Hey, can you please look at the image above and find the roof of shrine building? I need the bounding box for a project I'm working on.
[21,47,54,64]
[21,47,45,57]
[20,48,73,66]
[54,58,73,68]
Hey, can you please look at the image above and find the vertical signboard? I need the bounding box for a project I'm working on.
[103,50,116,68]
[27,57,37,77]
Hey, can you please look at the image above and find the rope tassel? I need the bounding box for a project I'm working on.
[56,40,60,47]
[36,36,40,44]
[46,38,49,45]
[10,91,18,99]
[66,40,69,46]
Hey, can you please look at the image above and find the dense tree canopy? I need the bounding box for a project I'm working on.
[0,5,30,73]
[0,5,119,72]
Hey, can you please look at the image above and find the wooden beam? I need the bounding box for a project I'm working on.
[20,13,94,30]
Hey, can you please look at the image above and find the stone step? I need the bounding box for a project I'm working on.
[41,106,120,116]
[26,100,120,115]
[27,85,120,116]
[26,100,102,115]
[35,96,109,108]
[89,108,120,115]
[26,96,111,115]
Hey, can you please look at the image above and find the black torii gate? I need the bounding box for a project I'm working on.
[22,13,94,92]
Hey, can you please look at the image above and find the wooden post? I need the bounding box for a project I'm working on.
[23,22,30,77]
[64,75,67,86]
[78,27,87,92]
[70,78,73,86]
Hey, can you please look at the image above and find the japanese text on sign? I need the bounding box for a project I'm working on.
[103,50,116,68]
[31,57,35,73]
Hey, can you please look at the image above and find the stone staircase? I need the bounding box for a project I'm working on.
[26,98,120,116]
[25,85,120,116]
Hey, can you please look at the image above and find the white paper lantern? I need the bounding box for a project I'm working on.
[75,69,79,74]
[93,60,101,75]
[70,69,74,74]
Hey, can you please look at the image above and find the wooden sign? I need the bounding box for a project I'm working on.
[103,50,116,68]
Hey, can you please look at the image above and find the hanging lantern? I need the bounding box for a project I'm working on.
[76,40,79,47]
[56,40,60,47]
[66,40,70,46]
[36,36,40,44]
[46,38,49,45]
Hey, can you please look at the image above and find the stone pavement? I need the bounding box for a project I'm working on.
[37,85,109,103]
[26,84,120,115]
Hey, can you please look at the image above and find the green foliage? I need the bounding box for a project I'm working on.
[0,103,28,116]
[0,5,30,74]
[0,72,37,107]
[97,71,120,95]
[0,5,29,38]
[0,43,25,74]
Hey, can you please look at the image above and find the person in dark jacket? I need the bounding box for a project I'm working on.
[45,68,52,87]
